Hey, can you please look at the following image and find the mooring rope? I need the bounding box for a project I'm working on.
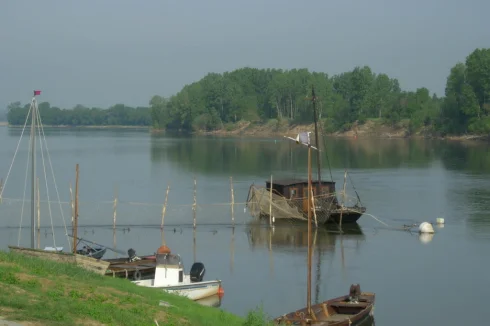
[1,102,32,202]
[17,109,33,246]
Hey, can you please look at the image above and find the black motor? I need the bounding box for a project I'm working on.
[348,284,361,302]
[190,262,205,282]
[128,248,137,262]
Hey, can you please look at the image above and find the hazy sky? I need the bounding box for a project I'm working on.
[1,0,489,109]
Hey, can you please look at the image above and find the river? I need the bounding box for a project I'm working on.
[0,126,488,325]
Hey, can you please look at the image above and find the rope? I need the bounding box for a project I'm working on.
[0,101,32,201]
[36,106,72,252]
[35,106,57,248]
[17,106,33,246]
[364,213,391,228]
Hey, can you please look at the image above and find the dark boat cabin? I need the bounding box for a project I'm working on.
[265,179,336,199]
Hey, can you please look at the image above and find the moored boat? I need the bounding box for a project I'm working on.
[274,284,375,326]
[131,246,223,301]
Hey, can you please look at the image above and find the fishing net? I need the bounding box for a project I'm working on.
[246,186,336,224]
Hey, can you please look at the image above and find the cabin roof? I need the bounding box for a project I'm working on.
[266,179,336,186]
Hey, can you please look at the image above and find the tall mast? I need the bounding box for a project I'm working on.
[30,94,37,249]
[307,141,312,317]
[311,86,322,193]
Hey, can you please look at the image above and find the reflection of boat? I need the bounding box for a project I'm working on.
[275,284,375,326]
[195,294,222,308]
[246,219,365,251]
[246,87,366,225]
[131,246,223,301]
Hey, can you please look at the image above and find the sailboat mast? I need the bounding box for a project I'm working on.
[307,143,312,316]
[311,86,322,193]
[30,96,37,249]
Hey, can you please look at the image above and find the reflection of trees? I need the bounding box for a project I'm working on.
[245,219,365,252]
[440,141,490,174]
[461,188,490,238]
[150,134,440,176]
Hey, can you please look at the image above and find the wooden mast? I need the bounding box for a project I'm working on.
[73,164,79,254]
[311,86,322,194]
[307,139,313,317]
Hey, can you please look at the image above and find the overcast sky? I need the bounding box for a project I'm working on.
[1,0,489,109]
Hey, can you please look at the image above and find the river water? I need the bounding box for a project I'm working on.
[0,126,488,325]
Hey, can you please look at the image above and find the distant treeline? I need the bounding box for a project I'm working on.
[6,47,490,135]
[149,48,490,135]
[7,103,151,127]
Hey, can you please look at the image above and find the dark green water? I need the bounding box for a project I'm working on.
[1,126,489,325]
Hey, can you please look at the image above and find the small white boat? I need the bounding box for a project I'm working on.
[131,248,223,301]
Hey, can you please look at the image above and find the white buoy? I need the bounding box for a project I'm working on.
[436,218,444,225]
[419,222,435,234]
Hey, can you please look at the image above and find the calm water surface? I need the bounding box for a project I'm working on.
[1,126,490,325]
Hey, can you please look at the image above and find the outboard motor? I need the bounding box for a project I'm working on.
[128,248,137,262]
[348,284,361,303]
[190,262,205,282]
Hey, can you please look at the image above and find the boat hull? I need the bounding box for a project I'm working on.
[274,292,375,326]
[132,279,222,301]
[77,247,107,260]
[8,246,109,275]
[326,206,366,224]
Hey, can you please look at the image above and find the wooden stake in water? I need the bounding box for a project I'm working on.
[161,185,170,230]
[310,189,318,228]
[193,177,197,229]
[0,178,3,204]
[230,227,235,273]
[230,177,235,225]
[113,186,118,230]
[69,182,74,230]
[161,185,170,246]
[193,228,196,263]
[36,177,40,249]
[73,164,79,254]
[269,175,273,225]
[339,169,347,231]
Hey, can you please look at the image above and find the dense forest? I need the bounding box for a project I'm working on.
[6,103,151,127]
[149,47,490,136]
[6,48,490,136]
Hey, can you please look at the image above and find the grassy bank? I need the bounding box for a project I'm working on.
[0,251,273,326]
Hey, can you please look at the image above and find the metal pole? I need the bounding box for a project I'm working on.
[30,98,36,249]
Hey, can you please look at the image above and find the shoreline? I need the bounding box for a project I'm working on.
[3,124,149,129]
[4,121,489,143]
[160,120,490,143]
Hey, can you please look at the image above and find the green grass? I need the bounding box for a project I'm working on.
[0,250,275,326]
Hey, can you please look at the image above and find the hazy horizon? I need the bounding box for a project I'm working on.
[1,0,489,109]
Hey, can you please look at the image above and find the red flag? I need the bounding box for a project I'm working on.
[34,90,41,96]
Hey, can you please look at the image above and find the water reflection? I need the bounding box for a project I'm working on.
[419,233,434,244]
[246,219,365,252]
[246,219,366,305]
[150,134,446,176]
